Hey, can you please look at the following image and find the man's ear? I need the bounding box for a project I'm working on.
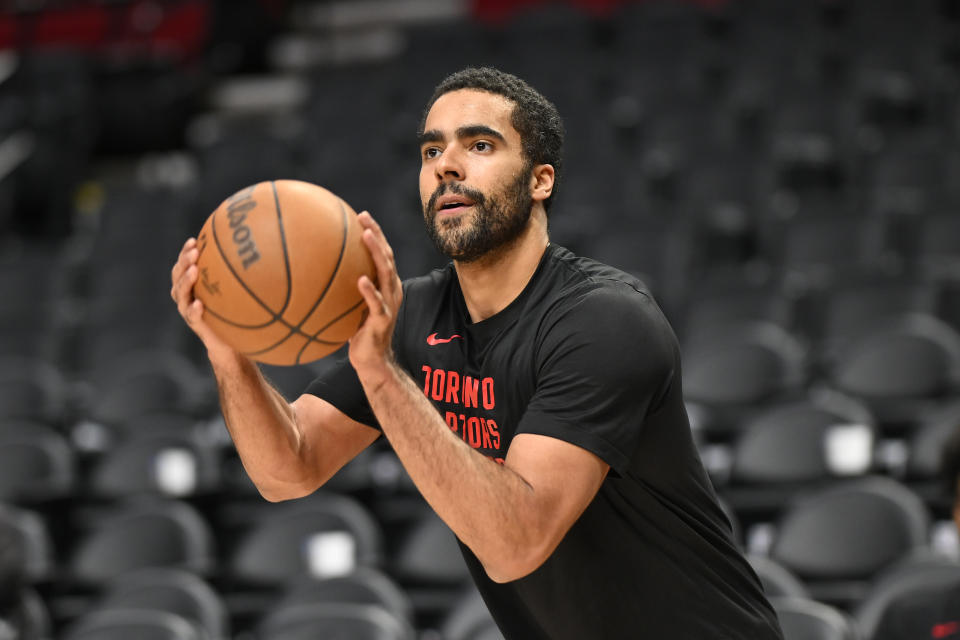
[530,164,555,203]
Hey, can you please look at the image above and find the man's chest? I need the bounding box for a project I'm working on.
[401,330,538,463]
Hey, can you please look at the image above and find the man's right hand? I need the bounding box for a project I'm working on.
[170,237,235,359]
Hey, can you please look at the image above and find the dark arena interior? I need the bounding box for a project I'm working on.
[1,0,960,638]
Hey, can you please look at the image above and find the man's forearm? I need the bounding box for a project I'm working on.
[208,350,313,499]
[360,360,541,581]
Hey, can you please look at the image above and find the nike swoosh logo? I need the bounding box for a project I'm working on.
[427,332,462,346]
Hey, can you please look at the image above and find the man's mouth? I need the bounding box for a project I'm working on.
[436,195,475,214]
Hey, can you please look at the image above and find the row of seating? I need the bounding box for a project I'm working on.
[0,471,956,638]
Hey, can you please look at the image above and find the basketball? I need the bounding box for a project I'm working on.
[192,179,376,366]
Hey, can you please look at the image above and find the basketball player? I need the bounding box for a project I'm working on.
[872,427,960,640]
[172,67,783,639]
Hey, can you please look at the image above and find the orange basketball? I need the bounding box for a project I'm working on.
[192,180,375,366]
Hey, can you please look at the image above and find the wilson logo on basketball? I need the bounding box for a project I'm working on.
[225,186,262,269]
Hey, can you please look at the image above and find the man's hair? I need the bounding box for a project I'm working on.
[942,424,960,503]
[420,67,565,213]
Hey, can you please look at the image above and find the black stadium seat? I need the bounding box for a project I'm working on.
[853,550,960,640]
[771,596,859,640]
[93,567,230,640]
[769,476,931,607]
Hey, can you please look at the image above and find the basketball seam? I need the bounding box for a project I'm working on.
[245,198,353,363]
[295,297,367,364]
[205,181,296,330]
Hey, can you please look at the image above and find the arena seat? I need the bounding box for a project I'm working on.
[441,588,504,640]
[257,602,415,640]
[825,312,960,432]
[748,555,809,599]
[67,498,216,586]
[93,567,230,640]
[771,596,859,640]
[681,320,808,436]
[0,356,70,426]
[853,550,960,640]
[0,421,76,503]
[0,503,56,584]
[84,430,221,500]
[226,492,385,587]
[275,568,414,629]
[723,392,877,516]
[768,476,931,607]
[61,608,206,640]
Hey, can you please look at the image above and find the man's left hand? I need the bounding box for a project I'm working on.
[349,211,404,388]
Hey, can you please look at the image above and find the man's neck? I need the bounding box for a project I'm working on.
[454,209,549,324]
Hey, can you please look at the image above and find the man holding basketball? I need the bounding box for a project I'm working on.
[172,67,783,639]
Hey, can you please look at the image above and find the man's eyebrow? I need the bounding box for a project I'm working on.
[418,129,443,146]
[417,124,507,147]
[455,124,506,143]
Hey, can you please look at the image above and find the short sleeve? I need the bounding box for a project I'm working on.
[303,349,380,429]
[516,283,677,476]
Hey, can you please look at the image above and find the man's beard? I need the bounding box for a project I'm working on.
[423,164,534,263]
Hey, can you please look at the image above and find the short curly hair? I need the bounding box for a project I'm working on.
[420,67,565,213]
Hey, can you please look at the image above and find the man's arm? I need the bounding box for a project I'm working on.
[348,213,610,583]
[171,238,380,502]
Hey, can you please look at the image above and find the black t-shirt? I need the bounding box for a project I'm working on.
[306,244,783,639]
[873,578,960,640]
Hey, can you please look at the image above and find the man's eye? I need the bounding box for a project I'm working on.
[474,141,489,151]
[424,147,440,159]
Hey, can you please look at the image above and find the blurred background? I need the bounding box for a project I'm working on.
[1,0,960,638]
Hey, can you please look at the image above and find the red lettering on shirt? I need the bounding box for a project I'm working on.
[421,365,432,395]
[933,622,960,638]
[485,418,501,449]
[466,416,482,448]
[431,368,445,401]
[445,371,460,404]
[463,376,479,408]
[421,367,501,456]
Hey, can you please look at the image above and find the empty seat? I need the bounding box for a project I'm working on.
[724,392,877,514]
[441,588,503,640]
[0,357,69,426]
[228,492,385,586]
[94,567,229,640]
[62,609,206,640]
[682,320,808,435]
[0,421,76,503]
[769,476,930,606]
[258,602,415,640]
[811,271,938,360]
[81,348,214,429]
[748,555,809,599]
[0,503,55,584]
[85,430,221,499]
[853,550,960,640]
[772,596,859,640]
[390,508,472,627]
[276,568,414,629]
[68,498,215,586]
[825,312,960,432]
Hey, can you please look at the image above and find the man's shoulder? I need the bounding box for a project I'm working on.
[541,245,661,323]
[402,262,455,298]
[544,245,654,301]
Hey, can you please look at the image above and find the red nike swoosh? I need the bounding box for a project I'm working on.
[427,332,462,346]
[933,622,960,638]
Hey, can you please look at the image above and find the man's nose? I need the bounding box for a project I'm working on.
[435,147,464,181]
